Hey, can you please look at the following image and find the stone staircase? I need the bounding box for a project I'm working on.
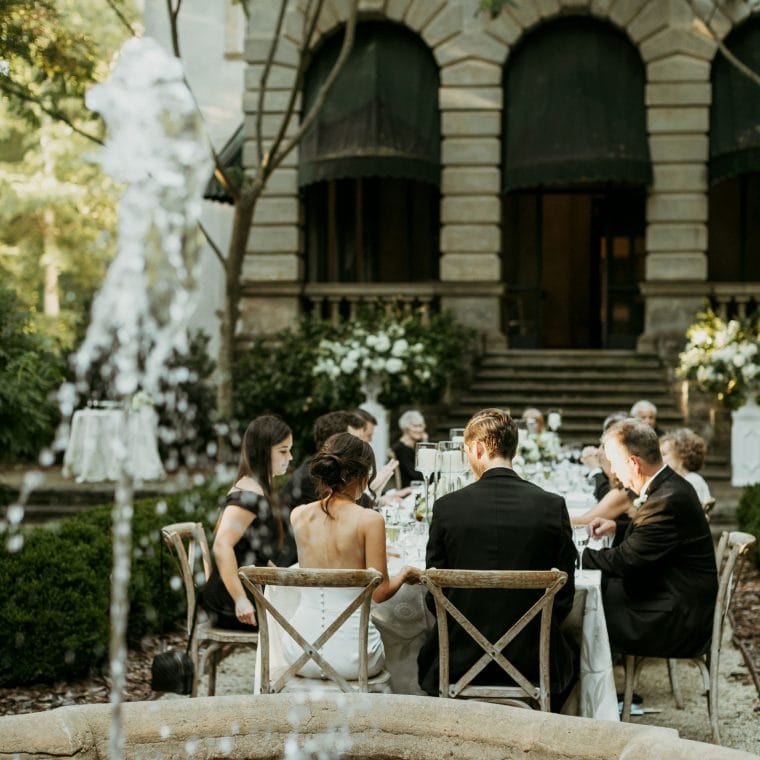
[437,348,739,526]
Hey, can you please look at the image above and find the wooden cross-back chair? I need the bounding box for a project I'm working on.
[238,566,390,694]
[622,530,756,744]
[161,522,259,697]
[420,568,568,712]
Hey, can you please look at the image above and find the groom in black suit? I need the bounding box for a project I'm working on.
[583,419,717,658]
[417,408,578,711]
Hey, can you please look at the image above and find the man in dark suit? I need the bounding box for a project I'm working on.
[583,418,718,658]
[417,408,578,712]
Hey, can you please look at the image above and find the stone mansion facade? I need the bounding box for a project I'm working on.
[212,0,760,356]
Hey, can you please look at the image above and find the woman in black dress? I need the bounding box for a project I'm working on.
[199,415,293,630]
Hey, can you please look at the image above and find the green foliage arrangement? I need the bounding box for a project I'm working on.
[234,308,477,460]
[737,484,760,568]
[0,483,225,686]
[0,286,66,462]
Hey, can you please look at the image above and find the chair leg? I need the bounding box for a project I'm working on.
[707,656,720,745]
[621,655,636,722]
[667,659,684,709]
[207,647,220,697]
[190,637,201,698]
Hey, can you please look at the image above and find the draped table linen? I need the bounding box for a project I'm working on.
[62,407,165,482]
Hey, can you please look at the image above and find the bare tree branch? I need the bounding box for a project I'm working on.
[104,0,137,37]
[688,0,760,88]
[199,222,227,266]
[268,0,358,177]
[166,0,183,57]
[0,80,105,145]
[256,0,289,167]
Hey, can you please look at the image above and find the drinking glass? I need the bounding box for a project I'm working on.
[547,409,562,432]
[415,442,439,523]
[449,427,465,444]
[573,525,591,578]
[437,440,461,496]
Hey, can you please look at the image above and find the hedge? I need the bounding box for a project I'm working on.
[736,484,760,568]
[0,482,225,687]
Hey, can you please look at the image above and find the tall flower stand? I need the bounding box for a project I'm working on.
[731,397,760,486]
[360,382,390,469]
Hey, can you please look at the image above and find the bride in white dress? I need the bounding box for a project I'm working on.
[284,432,419,679]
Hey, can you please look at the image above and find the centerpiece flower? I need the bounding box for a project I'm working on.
[676,309,760,410]
[312,319,437,405]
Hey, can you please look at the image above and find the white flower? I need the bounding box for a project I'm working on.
[385,357,403,374]
[632,494,648,508]
[339,357,358,374]
[374,333,391,353]
[391,338,409,357]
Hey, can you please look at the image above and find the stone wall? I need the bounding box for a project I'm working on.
[241,0,759,350]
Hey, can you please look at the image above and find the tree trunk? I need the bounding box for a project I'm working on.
[216,188,258,423]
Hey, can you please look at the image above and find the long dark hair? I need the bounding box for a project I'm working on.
[236,416,292,536]
[309,432,375,517]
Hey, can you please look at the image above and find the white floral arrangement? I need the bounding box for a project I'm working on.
[313,321,437,398]
[677,309,760,410]
[130,390,154,411]
[517,431,561,463]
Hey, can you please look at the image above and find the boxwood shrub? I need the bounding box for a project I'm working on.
[737,483,760,568]
[0,482,225,687]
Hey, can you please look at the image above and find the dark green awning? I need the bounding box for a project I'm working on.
[503,17,651,192]
[710,20,760,184]
[299,21,440,187]
[204,124,243,204]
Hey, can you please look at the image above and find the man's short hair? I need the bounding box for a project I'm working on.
[464,408,518,460]
[630,399,657,417]
[398,409,424,432]
[353,408,378,426]
[313,411,365,450]
[602,418,662,466]
[602,412,628,432]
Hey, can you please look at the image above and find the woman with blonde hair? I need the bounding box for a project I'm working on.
[660,428,712,506]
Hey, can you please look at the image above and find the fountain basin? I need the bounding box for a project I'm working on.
[0,693,756,759]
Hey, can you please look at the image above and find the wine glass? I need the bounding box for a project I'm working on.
[547,409,562,432]
[449,427,465,445]
[573,525,590,578]
[415,442,438,523]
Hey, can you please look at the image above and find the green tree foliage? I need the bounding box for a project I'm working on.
[737,484,760,568]
[0,286,65,462]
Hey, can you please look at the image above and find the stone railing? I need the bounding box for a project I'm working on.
[710,283,760,321]
[0,693,754,760]
[303,282,438,325]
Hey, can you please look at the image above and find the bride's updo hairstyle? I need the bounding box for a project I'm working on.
[310,432,376,516]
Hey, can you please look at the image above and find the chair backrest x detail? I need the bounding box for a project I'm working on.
[420,568,567,712]
[160,522,213,636]
[239,566,382,693]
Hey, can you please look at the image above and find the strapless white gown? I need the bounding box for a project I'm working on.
[281,586,385,679]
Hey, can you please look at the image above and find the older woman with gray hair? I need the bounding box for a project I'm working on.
[630,399,663,436]
[391,409,428,487]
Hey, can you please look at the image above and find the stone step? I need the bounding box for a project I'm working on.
[457,394,681,411]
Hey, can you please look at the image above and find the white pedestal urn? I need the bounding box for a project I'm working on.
[360,379,390,468]
[731,396,760,486]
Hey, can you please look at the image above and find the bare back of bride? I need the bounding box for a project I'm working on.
[286,433,419,679]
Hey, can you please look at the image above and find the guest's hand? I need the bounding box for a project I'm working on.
[234,596,257,626]
[588,517,616,538]
[371,459,399,495]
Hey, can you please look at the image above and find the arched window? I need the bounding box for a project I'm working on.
[709,18,760,284]
[502,17,650,349]
[301,21,440,286]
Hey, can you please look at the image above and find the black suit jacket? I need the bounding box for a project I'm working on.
[583,466,718,658]
[417,467,578,696]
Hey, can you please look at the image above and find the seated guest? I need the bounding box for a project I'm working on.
[199,416,293,630]
[581,412,628,501]
[391,410,428,487]
[630,399,663,437]
[352,408,377,443]
[660,428,712,507]
[285,433,419,678]
[417,408,578,712]
[521,407,545,434]
[583,419,718,659]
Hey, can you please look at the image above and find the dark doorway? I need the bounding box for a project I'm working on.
[502,188,645,349]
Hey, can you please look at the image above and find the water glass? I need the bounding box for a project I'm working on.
[573,525,590,577]
[449,427,465,444]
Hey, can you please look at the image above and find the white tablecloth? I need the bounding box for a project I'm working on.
[62,407,165,482]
